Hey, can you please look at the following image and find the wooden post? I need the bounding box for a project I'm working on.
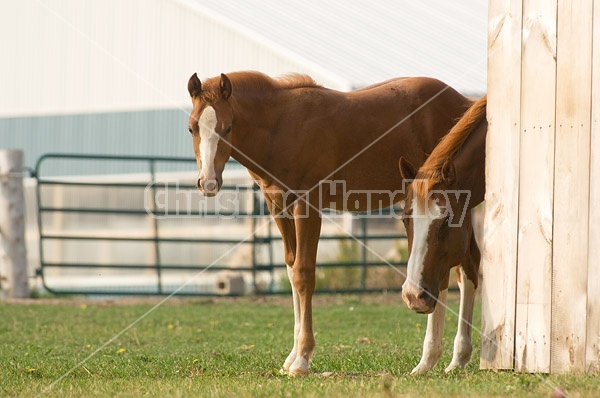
[0,149,29,298]
[480,0,522,370]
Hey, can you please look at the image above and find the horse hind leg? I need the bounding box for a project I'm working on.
[287,203,320,376]
[445,237,479,372]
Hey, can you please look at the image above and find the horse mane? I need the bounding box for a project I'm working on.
[201,71,320,102]
[413,95,487,198]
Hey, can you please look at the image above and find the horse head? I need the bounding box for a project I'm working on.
[187,73,234,197]
[399,157,472,314]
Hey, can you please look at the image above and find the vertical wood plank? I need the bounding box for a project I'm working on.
[551,0,593,373]
[480,0,522,370]
[586,0,600,374]
[514,0,557,373]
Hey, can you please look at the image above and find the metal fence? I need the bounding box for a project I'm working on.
[34,154,408,296]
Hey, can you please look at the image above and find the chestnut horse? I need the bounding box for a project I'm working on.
[399,95,487,373]
[186,71,473,375]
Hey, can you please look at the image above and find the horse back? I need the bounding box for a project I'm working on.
[253,77,472,210]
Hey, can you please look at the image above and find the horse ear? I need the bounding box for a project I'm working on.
[441,158,456,185]
[188,73,202,97]
[399,157,417,181]
[220,73,232,100]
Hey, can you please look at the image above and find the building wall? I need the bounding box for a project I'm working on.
[0,0,350,118]
[1,0,354,170]
[0,109,192,174]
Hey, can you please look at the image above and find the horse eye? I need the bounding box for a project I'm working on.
[401,211,411,224]
[223,126,232,136]
[188,127,193,135]
[440,217,451,230]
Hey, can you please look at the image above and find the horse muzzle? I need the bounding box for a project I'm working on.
[196,176,221,197]
[401,284,438,314]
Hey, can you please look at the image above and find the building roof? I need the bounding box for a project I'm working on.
[182,0,487,94]
[1,1,485,118]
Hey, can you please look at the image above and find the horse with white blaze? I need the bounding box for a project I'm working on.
[186,70,476,375]
[399,95,487,374]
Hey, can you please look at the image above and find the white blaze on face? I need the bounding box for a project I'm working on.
[198,106,219,181]
[404,197,443,293]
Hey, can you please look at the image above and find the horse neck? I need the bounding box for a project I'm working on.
[454,121,487,208]
[228,94,278,179]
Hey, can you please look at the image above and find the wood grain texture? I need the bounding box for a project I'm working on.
[514,0,557,373]
[481,0,522,370]
[586,0,600,374]
[551,0,593,373]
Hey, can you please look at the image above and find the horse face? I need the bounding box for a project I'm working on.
[187,73,233,197]
[400,158,470,314]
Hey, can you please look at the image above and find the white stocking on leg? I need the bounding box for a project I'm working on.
[411,289,448,374]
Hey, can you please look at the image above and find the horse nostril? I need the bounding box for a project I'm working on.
[418,290,429,301]
[196,178,202,190]
[205,181,216,192]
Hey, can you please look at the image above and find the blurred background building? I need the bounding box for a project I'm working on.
[0,0,487,295]
[0,0,486,169]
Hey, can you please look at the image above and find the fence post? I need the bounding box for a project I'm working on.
[0,149,29,298]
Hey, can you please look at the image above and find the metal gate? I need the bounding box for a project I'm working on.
[35,153,407,296]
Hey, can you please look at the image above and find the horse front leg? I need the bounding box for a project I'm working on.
[283,265,301,372]
[444,267,476,372]
[411,288,448,374]
[445,234,480,372]
[277,216,300,372]
[262,192,299,372]
[288,201,321,376]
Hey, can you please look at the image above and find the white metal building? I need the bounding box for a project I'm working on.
[0,0,486,168]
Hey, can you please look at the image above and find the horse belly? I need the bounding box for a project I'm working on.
[320,168,406,213]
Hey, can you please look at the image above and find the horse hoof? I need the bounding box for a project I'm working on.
[283,361,294,372]
[289,357,309,376]
[444,361,467,373]
[283,348,297,372]
[444,364,458,373]
[289,368,309,377]
[410,363,433,375]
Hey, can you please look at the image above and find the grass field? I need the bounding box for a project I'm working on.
[1,294,598,397]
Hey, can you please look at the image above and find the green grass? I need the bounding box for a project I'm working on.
[1,294,598,397]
